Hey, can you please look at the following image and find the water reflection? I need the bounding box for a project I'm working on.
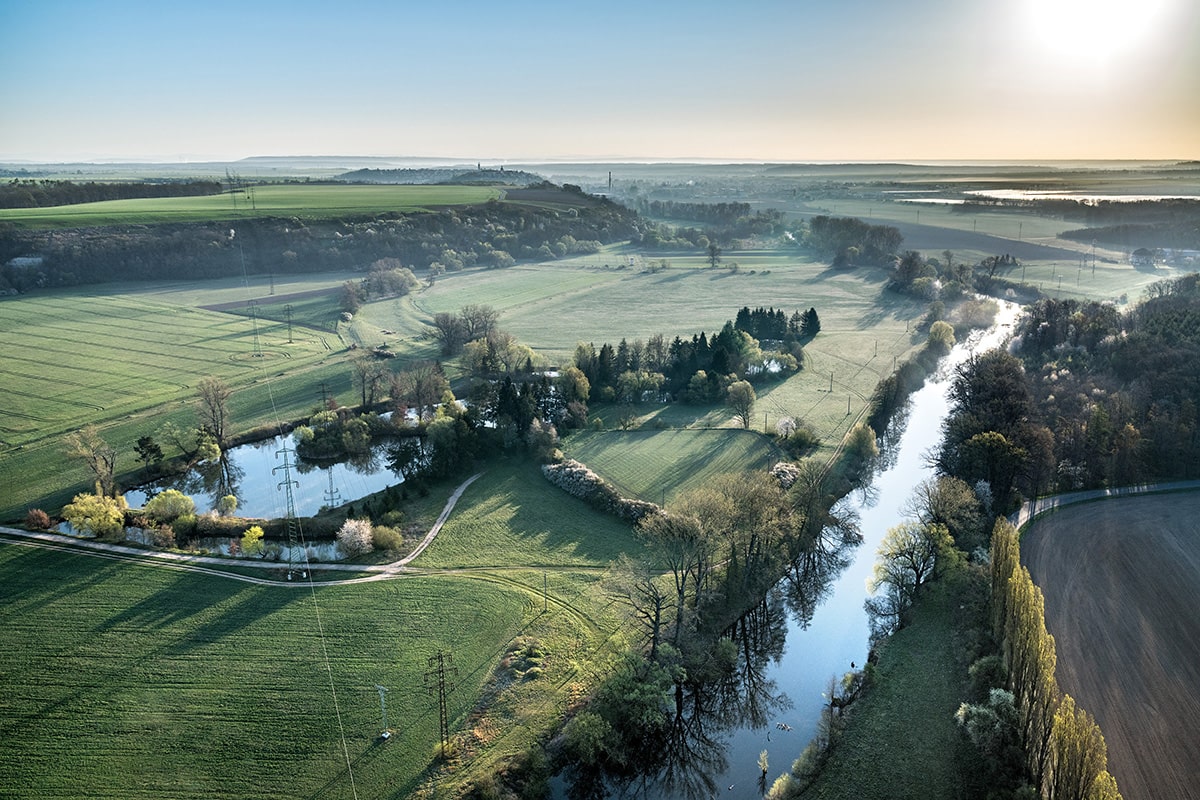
[781,514,858,631]
[562,303,1023,799]
[563,593,798,800]
[124,433,404,518]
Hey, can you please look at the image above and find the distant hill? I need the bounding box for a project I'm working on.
[339,167,545,186]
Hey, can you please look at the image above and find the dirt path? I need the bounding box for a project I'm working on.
[0,472,483,587]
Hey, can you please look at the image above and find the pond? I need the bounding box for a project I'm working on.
[124,433,407,520]
[560,302,1021,799]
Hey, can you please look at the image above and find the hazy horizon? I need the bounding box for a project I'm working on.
[2,0,1198,163]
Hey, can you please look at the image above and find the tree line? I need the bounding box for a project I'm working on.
[0,187,643,293]
[803,215,903,267]
[937,274,1200,515]
[0,179,222,209]
[632,200,786,252]
[972,519,1122,799]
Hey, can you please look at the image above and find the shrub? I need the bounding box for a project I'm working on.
[25,508,52,530]
[151,525,176,549]
[171,513,198,539]
[145,489,196,523]
[371,524,404,553]
[217,495,238,516]
[241,525,265,557]
[541,459,659,522]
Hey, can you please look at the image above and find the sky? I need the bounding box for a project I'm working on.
[1,0,1197,163]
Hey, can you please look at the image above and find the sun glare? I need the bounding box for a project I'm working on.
[1024,0,1174,69]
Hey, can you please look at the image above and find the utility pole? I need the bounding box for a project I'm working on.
[324,470,342,511]
[273,446,304,580]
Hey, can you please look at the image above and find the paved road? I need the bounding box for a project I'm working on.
[0,472,483,587]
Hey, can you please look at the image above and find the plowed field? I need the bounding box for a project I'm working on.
[1021,492,1200,800]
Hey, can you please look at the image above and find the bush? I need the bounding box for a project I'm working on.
[241,525,265,557]
[542,459,659,522]
[151,525,176,549]
[217,495,238,516]
[25,508,52,530]
[144,489,196,523]
[171,513,198,539]
[371,524,404,553]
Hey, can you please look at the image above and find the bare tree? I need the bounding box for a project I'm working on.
[460,304,500,341]
[65,425,118,497]
[392,361,449,420]
[726,380,756,429]
[196,376,232,446]
[430,312,466,355]
[351,355,390,408]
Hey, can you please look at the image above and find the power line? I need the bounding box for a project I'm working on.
[230,223,358,799]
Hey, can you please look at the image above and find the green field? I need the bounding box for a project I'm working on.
[0,459,639,798]
[0,184,502,228]
[0,250,933,521]
[560,428,782,505]
[414,462,641,570]
[0,273,364,520]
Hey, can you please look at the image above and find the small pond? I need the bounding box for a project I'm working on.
[124,433,408,519]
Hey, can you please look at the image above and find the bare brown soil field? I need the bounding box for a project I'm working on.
[1021,491,1200,800]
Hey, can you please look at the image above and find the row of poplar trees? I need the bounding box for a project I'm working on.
[989,519,1122,800]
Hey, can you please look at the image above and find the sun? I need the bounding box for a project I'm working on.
[1023,0,1175,69]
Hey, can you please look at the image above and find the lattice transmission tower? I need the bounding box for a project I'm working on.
[423,650,458,758]
[273,446,307,580]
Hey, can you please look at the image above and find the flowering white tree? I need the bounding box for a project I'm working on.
[336,518,374,557]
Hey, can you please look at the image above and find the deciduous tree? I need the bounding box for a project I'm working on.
[196,376,232,447]
[726,380,756,429]
[65,425,118,497]
[62,492,127,541]
[144,489,195,523]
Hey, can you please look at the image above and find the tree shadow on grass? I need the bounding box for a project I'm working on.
[0,545,125,616]
[93,571,302,655]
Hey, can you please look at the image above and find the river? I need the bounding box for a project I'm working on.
[572,302,1021,799]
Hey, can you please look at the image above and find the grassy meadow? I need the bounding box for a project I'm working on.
[804,196,1172,305]
[0,184,502,228]
[560,428,781,505]
[0,458,640,799]
[387,250,932,459]
[0,273,363,520]
[0,246,955,520]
